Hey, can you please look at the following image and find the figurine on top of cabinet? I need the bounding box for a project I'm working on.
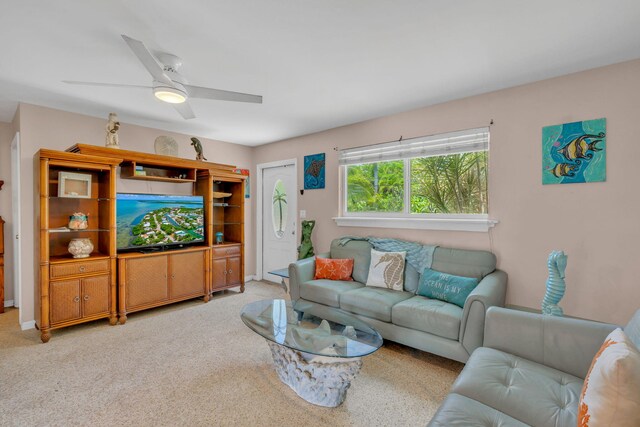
[190,137,207,161]
[105,112,120,149]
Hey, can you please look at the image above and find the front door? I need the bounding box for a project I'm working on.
[262,163,297,283]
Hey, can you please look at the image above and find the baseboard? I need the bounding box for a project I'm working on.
[244,275,257,283]
[21,320,36,331]
[4,300,14,308]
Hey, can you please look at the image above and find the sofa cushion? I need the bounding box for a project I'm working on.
[417,268,479,308]
[451,347,583,427]
[428,393,529,427]
[578,328,640,427]
[299,279,364,308]
[403,263,419,293]
[391,296,462,340]
[313,257,354,281]
[625,309,640,350]
[340,287,413,322]
[330,239,372,283]
[366,249,406,291]
[431,247,496,279]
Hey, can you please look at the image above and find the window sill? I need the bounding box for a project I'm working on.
[332,216,498,232]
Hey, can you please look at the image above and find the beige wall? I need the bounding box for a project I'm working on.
[254,59,640,325]
[7,59,640,327]
[0,121,14,305]
[15,103,253,325]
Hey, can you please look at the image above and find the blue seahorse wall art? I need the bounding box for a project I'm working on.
[304,153,326,189]
[542,118,606,185]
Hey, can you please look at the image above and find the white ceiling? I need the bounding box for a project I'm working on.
[1,1,639,146]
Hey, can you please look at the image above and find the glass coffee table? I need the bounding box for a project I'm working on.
[240,299,383,407]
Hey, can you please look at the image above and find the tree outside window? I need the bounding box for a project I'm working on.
[345,151,487,215]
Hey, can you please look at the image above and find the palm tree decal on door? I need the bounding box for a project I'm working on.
[272,180,288,238]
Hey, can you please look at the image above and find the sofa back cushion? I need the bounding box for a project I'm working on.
[330,238,497,288]
[431,247,496,279]
[625,309,640,350]
[330,239,372,283]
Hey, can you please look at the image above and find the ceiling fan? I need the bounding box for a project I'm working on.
[63,35,262,120]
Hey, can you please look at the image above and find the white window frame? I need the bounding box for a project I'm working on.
[334,128,498,232]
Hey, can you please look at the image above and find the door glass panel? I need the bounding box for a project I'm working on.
[272,179,288,238]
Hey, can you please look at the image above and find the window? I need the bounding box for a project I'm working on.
[337,127,496,232]
[272,179,288,238]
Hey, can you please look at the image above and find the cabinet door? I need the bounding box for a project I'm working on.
[211,258,227,290]
[226,256,241,286]
[169,251,205,299]
[124,255,168,309]
[81,275,110,317]
[50,279,81,324]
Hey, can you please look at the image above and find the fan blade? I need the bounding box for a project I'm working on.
[172,101,196,120]
[184,84,262,104]
[63,80,151,89]
[121,34,174,87]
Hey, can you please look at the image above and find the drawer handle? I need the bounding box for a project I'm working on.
[223,270,227,275]
[79,266,86,272]
[228,269,233,274]
[84,295,90,301]
[73,296,80,303]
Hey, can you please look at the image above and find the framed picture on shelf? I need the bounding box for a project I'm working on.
[58,171,92,198]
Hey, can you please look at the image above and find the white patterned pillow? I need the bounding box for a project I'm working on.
[578,328,640,426]
[366,249,406,291]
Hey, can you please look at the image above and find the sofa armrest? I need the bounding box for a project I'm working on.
[288,252,329,301]
[484,306,618,378]
[459,270,508,357]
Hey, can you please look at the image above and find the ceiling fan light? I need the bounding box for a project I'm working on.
[153,86,187,104]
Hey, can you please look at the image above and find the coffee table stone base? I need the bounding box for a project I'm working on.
[267,340,363,407]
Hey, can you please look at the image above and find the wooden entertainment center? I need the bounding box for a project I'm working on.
[36,145,246,342]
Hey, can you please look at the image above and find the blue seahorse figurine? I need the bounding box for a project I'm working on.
[542,250,568,316]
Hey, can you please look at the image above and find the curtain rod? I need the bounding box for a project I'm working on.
[333,120,494,153]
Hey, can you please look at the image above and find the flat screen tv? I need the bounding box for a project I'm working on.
[116,193,205,251]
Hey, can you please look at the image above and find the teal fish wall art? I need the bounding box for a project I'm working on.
[542,118,606,185]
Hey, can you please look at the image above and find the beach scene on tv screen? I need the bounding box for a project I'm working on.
[116,194,204,249]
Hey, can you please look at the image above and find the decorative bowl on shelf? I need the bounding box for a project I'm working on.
[68,212,88,230]
[68,238,93,259]
[212,191,232,198]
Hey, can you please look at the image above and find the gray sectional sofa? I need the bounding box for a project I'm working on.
[429,307,640,426]
[288,238,508,363]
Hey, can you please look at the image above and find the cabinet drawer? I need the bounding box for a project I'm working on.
[50,259,110,279]
[211,245,241,259]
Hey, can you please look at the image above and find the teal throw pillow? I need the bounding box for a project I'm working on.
[417,268,479,308]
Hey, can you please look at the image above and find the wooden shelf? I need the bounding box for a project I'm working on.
[49,253,111,263]
[120,161,196,182]
[48,228,110,233]
[67,143,235,172]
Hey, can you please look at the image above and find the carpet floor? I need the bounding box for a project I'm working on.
[0,281,462,426]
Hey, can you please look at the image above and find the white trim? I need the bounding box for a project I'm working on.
[4,300,14,308]
[255,158,297,282]
[244,275,257,283]
[20,320,36,331]
[333,216,498,232]
[11,132,22,313]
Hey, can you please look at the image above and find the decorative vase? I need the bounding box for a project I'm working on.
[215,232,224,244]
[68,238,93,259]
[68,212,88,230]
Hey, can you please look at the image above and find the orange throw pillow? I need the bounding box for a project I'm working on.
[314,257,354,281]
